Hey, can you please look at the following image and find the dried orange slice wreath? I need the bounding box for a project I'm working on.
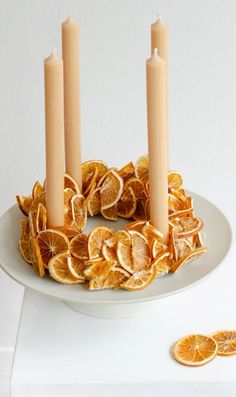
[17,155,206,290]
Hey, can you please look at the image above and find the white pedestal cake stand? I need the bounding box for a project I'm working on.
[0,192,231,318]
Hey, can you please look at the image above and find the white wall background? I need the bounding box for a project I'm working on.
[0,0,235,373]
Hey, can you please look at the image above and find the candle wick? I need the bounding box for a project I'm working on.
[51,48,56,57]
[153,48,158,56]
[67,14,73,23]
[156,13,161,22]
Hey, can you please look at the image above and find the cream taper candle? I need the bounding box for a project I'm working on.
[146,48,169,243]
[44,49,65,227]
[62,16,82,189]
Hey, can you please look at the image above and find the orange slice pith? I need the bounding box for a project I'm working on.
[17,160,206,291]
[100,169,124,210]
[211,330,236,356]
[37,229,70,267]
[48,251,81,284]
[173,334,217,367]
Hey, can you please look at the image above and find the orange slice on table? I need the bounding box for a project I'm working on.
[172,216,204,238]
[71,194,87,230]
[211,330,236,356]
[32,181,44,199]
[173,334,217,367]
[100,169,123,210]
[120,267,156,291]
[89,267,130,291]
[170,246,207,272]
[118,162,135,181]
[64,173,81,194]
[19,219,32,264]
[37,229,70,267]
[88,226,114,259]
[16,195,32,216]
[48,251,81,284]
[101,205,118,221]
[168,171,183,189]
[117,187,136,218]
[87,187,101,216]
[82,160,108,195]
[67,256,85,281]
[134,155,149,183]
[70,233,88,260]
[29,237,45,277]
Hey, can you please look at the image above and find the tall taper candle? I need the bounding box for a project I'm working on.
[62,16,82,188]
[146,48,169,243]
[151,15,168,66]
[44,49,65,227]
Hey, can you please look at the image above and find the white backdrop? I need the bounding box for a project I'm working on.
[0,0,235,371]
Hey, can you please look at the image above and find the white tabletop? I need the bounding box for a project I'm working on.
[11,241,236,397]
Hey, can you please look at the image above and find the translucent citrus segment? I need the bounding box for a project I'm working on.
[48,251,81,284]
[88,227,114,259]
[32,181,44,199]
[117,187,136,218]
[84,260,114,280]
[170,246,207,272]
[118,162,135,181]
[100,169,124,210]
[70,233,88,260]
[67,256,85,281]
[16,195,33,216]
[168,171,183,189]
[101,205,118,221]
[37,229,70,267]
[173,334,217,367]
[71,194,87,230]
[117,231,150,274]
[89,267,130,291]
[211,330,236,356]
[87,187,101,216]
[82,160,108,195]
[120,267,156,291]
[64,173,81,194]
[125,177,145,200]
[151,252,169,277]
[135,155,149,183]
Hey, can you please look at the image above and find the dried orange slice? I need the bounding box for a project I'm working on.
[117,187,136,218]
[19,220,32,264]
[118,162,135,181]
[152,252,169,277]
[173,334,217,367]
[102,244,118,262]
[63,188,74,225]
[169,208,194,219]
[31,191,46,214]
[152,239,168,258]
[48,251,81,284]
[170,246,207,272]
[67,256,85,281]
[211,330,236,356]
[174,239,192,259]
[129,231,151,272]
[88,227,114,259]
[168,194,183,212]
[64,173,81,193]
[29,237,45,277]
[101,205,118,221]
[125,177,145,200]
[117,238,133,273]
[126,220,146,233]
[120,267,156,291]
[145,198,150,221]
[168,171,183,189]
[89,267,130,291]
[16,195,32,216]
[70,233,88,260]
[37,229,70,267]
[133,199,146,220]
[32,181,44,199]
[71,194,87,229]
[84,260,114,280]
[82,160,108,194]
[54,223,81,240]
[135,155,149,183]
[100,169,123,210]
[193,232,204,248]
[29,203,47,236]
[142,222,164,241]
[87,187,101,216]
[172,216,204,238]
